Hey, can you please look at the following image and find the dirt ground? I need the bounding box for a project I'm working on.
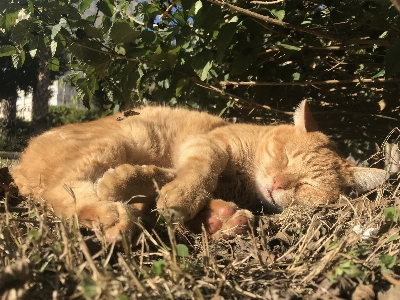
[0,165,400,299]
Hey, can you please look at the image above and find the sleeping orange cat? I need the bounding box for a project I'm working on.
[11,101,387,241]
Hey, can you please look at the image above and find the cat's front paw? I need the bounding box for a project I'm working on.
[78,202,138,243]
[185,199,254,239]
[157,180,210,222]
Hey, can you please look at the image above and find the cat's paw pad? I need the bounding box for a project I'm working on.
[78,202,137,243]
[186,199,254,239]
[208,207,254,239]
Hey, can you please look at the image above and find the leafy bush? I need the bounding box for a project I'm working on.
[0,118,30,152]
[0,106,103,152]
[47,105,103,128]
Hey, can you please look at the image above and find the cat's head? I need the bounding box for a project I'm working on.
[255,100,387,211]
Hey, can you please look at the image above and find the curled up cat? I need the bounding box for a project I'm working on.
[11,100,387,242]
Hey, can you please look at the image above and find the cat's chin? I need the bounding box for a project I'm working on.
[255,185,284,213]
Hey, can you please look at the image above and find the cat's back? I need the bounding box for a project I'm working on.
[24,105,228,147]
[131,105,228,135]
[12,106,228,194]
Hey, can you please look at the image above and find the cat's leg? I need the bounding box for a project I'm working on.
[96,164,254,239]
[157,136,229,221]
[157,136,254,238]
[42,181,142,243]
[77,201,139,242]
[96,164,176,203]
[89,164,176,239]
[185,199,255,239]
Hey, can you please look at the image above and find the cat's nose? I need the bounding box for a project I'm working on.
[272,178,284,190]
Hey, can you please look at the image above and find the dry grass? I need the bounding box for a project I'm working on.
[1,156,400,299]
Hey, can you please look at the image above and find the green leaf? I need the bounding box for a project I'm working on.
[79,0,93,13]
[278,42,303,51]
[379,31,388,39]
[176,244,189,257]
[371,69,385,79]
[0,45,17,57]
[387,235,399,243]
[292,72,300,81]
[385,41,400,78]
[326,241,339,252]
[42,1,81,20]
[5,11,20,29]
[147,45,164,63]
[51,18,67,40]
[152,259,166,275]
[11,19,37,45]
[379,254,397,269]
[141,30,157,44]
[231,54,257,76]
[29,49,37,58]
[50,40,58,57]
[110,22,140,44]
[195,4,222,29]
[271,9,285,21]
[28,229,40,241]
[384,207,399,223]
[192,49,213,81]
[176,78,190,96]
[166,46,181,70]
[49,57,60,71]
[81,275,99,298]
[216,22,237,63]
[219,100,235,116]
[97,0,114,17]
[327,274,337,282]
[11,51,25,68]
[84,25,104,39]
[180,0,196,11]
[194,0,202,15]
[27,0,34,13]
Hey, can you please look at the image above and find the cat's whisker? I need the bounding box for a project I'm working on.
[124,195,147,205]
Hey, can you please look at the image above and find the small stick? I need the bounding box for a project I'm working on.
[159,0,180,19]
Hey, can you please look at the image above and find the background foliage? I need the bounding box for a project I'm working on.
[0,106,102,151]
[47,105,103,127]
[0,0,399,154]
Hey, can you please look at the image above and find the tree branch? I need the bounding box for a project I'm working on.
[219,78,400,86]
[250,0,283,5]
[207,0,391,46]
[194,79,398,121]
[61,34,167,70]
[159,0,180,18]
[193,79,293,115]
[208,0,343,42]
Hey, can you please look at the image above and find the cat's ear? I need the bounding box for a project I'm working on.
[349,167,388,193]
[293,100,319,132]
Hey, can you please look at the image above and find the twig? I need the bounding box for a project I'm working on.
[127,15,144,26]
[9,218,40,224]
[250,0,283,4]
[117,253,150,296]
[159,0,180,18]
